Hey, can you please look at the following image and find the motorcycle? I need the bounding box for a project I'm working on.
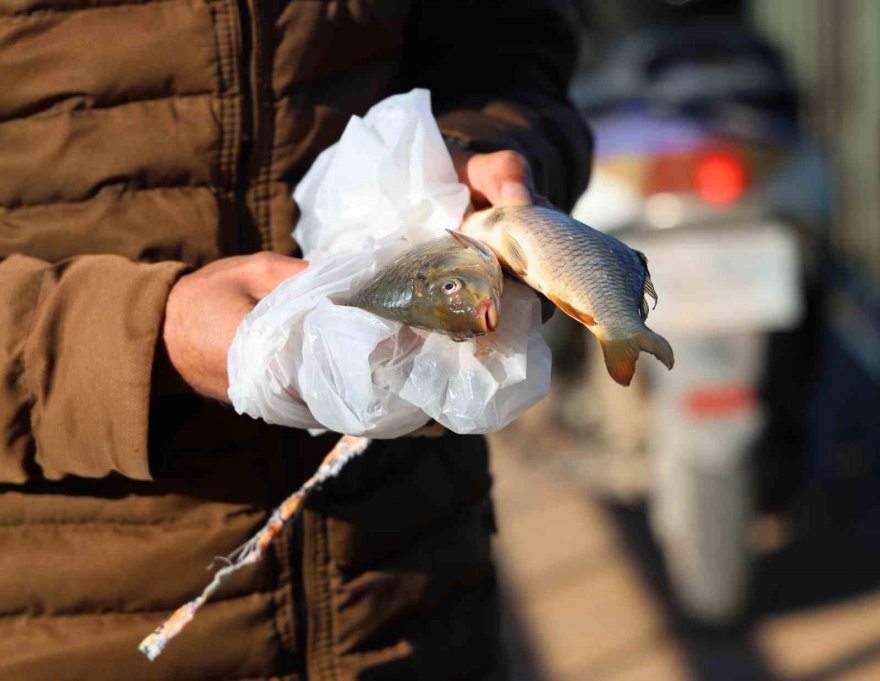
[566,26,825,625]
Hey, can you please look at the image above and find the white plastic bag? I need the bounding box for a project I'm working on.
[227,89,551,437]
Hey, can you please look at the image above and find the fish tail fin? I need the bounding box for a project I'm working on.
[599,328,675,387]
[642,328,675,371]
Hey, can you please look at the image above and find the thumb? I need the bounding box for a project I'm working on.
[464,150,535,208]
[499,181,532,207]
[485,150,534,207]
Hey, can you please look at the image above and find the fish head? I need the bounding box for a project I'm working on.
[412,232,503,340]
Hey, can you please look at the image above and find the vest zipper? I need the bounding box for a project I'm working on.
[235,0,255,254]
[235,3,312,675]
[234,4,314,676]
[293,514,312,681]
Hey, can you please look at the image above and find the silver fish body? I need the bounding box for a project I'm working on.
[461,206,673,385]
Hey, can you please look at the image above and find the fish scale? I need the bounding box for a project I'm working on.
[461,205,674,386]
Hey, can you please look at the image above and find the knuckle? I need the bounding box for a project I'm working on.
[496,149,529,171]
[251,250,279,266]
[249,251,282,276]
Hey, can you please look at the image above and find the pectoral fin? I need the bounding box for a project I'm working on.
[502,234,528,277]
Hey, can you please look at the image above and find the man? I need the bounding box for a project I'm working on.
[0,1,591,679]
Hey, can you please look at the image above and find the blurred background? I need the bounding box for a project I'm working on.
[489,0,880,679]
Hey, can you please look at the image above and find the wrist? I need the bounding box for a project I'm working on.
[152,332,195,398]
[160,272,228,402]
[153,268,199,399]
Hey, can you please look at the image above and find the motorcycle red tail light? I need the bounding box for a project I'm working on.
[695,151,748,206]
[644,152,696,195]
[685,385,757,418]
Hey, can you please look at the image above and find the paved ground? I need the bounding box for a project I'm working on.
[488,407,880,681]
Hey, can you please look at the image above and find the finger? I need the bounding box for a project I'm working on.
[456,150,534,208]
[448,148,475,183]
[477,150,534,207]
[499,182,532,207]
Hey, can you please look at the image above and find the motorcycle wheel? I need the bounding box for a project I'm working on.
[651,445,754,627]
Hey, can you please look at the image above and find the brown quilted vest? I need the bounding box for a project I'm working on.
[0,0,590,679]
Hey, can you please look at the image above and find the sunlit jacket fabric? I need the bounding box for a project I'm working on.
[0,0,591,678]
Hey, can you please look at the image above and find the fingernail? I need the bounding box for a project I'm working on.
[500,182,532,207]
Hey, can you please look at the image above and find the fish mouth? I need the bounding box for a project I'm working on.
[478,299,499,333]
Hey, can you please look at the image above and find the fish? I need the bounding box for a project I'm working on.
[349,231,503,341]
[461,205,673,386]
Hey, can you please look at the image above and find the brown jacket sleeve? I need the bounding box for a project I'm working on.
[401,0,593,210]
[0,254,187,483]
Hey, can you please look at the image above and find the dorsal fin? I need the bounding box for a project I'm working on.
[446,229,495,261]
[634,250,658,321]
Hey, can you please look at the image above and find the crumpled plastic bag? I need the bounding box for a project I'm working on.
[227,89,551,437]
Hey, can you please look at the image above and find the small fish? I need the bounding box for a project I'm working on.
[350,231,503,341]
[461,206,673,386]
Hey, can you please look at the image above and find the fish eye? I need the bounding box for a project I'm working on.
[442,279,462,294]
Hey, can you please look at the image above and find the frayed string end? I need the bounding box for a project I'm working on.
[138,434,372,661]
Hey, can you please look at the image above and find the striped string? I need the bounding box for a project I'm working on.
[138,434,372,661]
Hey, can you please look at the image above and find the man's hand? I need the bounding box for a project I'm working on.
[450,148,549,209]
[162,253,307,401]
[450,147,556,322]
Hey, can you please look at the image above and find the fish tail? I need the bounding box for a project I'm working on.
[599,328,675,387]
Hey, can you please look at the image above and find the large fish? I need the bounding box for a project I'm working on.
[350,231,503,341]
[461,205,673,386]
